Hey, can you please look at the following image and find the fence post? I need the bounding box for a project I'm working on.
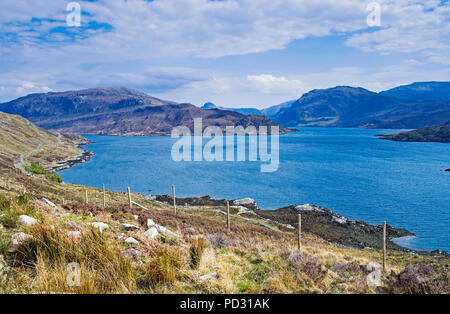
[172,184,177,216]
[102,184,106,208]
[62,198,65,205]
[128,187,132,209]
[383,221,387,272]
[227,201,231,232]
[298,214,302,252]
[85,190,88,204]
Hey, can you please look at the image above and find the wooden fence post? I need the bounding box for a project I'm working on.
[85,190,88,204]
[172,185,177,216]
[227,201,231,232]
[102,184,106,208]
[383,221,387,272]
[128,187,132,209]
[298,214,302,252]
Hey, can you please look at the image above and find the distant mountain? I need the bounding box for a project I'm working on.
[380,82,450,102]
[0,87,293,136]
[202,102,263,115]
[201,102,217,110]
[204,100,295,118]
[261,100,296,118]
[227,108,263,115]
[271,85,450,129]
[378,121,450,143]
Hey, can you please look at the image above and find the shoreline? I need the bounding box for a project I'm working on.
[53,138,448,257]
[46,142,94,172]
[154,195,448,257]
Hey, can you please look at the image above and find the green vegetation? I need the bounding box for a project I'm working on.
[25,163,46,175]
[24,163,63,183]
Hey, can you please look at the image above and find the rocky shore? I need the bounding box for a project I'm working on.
[45,141,94,172]
[154,195,448,257]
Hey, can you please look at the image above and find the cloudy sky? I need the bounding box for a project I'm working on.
[0,0,449,108]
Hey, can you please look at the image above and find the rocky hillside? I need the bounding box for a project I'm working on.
[0,87,293,136]
[0,172,448,294]
[0,111,88,173]
[271,86,450,129]
[378,121,450,143]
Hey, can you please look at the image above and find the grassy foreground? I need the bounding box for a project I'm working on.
[0,173,448,294]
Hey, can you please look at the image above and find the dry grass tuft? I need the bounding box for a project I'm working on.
[189,236,206,269]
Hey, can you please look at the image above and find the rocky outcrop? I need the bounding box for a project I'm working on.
[378,121,450,143]
[255,204,415,251]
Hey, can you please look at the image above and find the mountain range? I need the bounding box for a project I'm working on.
[271,84,450,129]
[207,82,450,130]
[0,87,292,136]
[1,82,450,136]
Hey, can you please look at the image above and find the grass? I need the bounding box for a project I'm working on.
[0,173,448,294]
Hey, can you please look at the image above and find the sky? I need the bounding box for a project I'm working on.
[0,0,449,108]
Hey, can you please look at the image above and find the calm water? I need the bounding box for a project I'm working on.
[59,128,450,251]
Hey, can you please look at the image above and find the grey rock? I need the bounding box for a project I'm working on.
[18,215,39,226]
[143,227,159,239]
[90,222,109,233]
[199,272,217,281]
[8,232,34,253]
[124,237,139,245]
[120,223,139,231]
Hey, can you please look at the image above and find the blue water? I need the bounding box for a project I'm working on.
[59,128,450,252]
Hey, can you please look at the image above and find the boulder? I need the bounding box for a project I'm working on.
[147,219,156,227]
[233,198,255,206]
[90,222,109,233]
[121,248,141,259]
[120,223,139,231]
[18,215,39,227]
[143,227,159,240]
[233,198,259,211]
[67,231,82,239]
[8,232,34,253]
[41,198,56,208]
[156,225,179,238]
[125,237,139,245]
[199,272,217,281]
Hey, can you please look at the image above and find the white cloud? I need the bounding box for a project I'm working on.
[346,0,450,63]
[0,0,448,106]
[246,75,304,94]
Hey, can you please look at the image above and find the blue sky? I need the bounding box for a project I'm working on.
[0,0,449,108]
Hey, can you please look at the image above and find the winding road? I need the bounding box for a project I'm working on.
[15,144,41,171]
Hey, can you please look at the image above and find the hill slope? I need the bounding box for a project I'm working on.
[380,82,450,102]
[272,86,450,129]
[378,121,450,143]
[0,112,87,172]
[0,88,292,136]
